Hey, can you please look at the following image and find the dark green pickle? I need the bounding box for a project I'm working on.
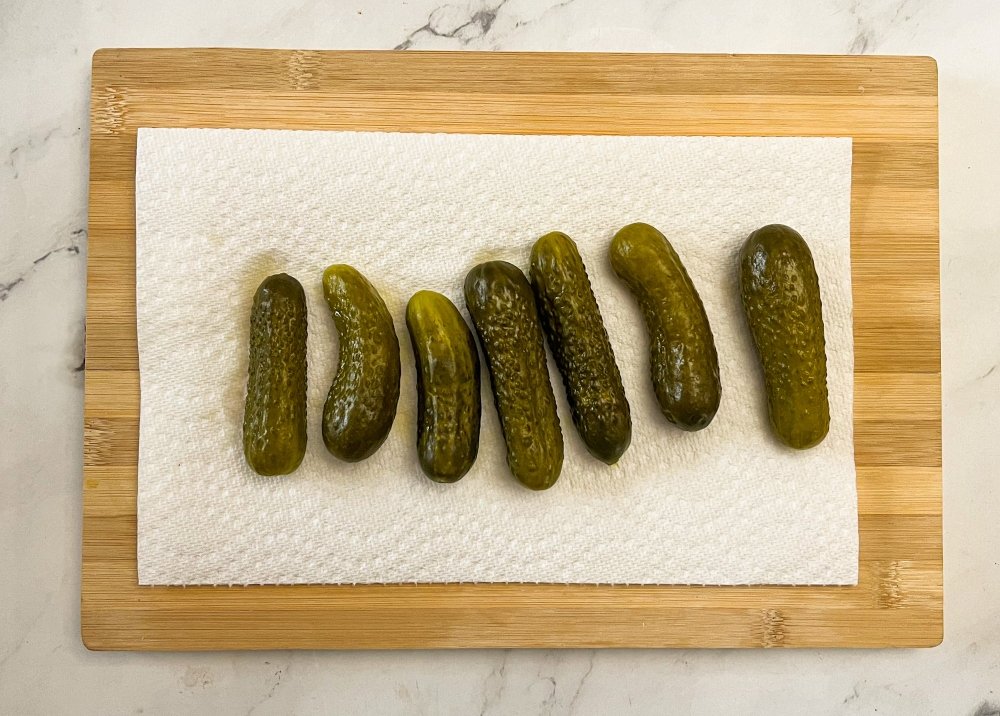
[242,273,308,476]
[738,224,830,449]
[610,222,721,431]
[464,261,563,491]
[530,231,631,464]
[322,265,401,462]
[406,290,481,483]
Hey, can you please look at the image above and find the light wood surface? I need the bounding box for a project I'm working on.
[83,49,941,650]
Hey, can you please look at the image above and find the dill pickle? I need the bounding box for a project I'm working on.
[739,224,830,449]
[322,265,401,462]
[242,273,308,476]
[610,222,721,431]
[530,231,631,464]
[406,290,481,483]
[464,261,563,490]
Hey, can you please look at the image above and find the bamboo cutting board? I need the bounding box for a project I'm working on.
[83,49,941,649]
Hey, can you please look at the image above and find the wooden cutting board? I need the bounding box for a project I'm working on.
[83,49,940,650]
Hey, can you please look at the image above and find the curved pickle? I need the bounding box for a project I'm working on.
[322,265,401,462]
[610,222,721,431]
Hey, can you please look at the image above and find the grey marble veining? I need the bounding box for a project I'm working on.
[2,0,999,713]
[394,0,580,50]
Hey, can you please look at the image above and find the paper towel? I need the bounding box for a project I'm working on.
[135,128,857,586]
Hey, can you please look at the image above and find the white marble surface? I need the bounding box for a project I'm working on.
[1,0,997,713]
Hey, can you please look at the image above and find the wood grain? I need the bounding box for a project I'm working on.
[83,50,941,649]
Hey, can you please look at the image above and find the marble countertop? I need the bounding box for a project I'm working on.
[2,0,997,713]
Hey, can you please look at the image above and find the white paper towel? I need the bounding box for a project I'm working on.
[135,128,857,586]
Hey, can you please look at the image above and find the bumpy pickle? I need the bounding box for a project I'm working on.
[406,290,482,483]
[610,222,721,431]
[738,224,830,449]
[243,273,308,476]
[322,265,401,462]
[464,261,563,491]
[530,231,631,464]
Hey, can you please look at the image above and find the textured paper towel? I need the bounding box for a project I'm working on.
[135,128,857,586]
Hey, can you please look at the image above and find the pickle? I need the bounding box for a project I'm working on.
[322,265,401,462]
[464,261,563,490]
[242,273,308,476]
[530,231,631,464]
[610,222,721,431]
[406,290,481,483]
[738,224,830,449]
